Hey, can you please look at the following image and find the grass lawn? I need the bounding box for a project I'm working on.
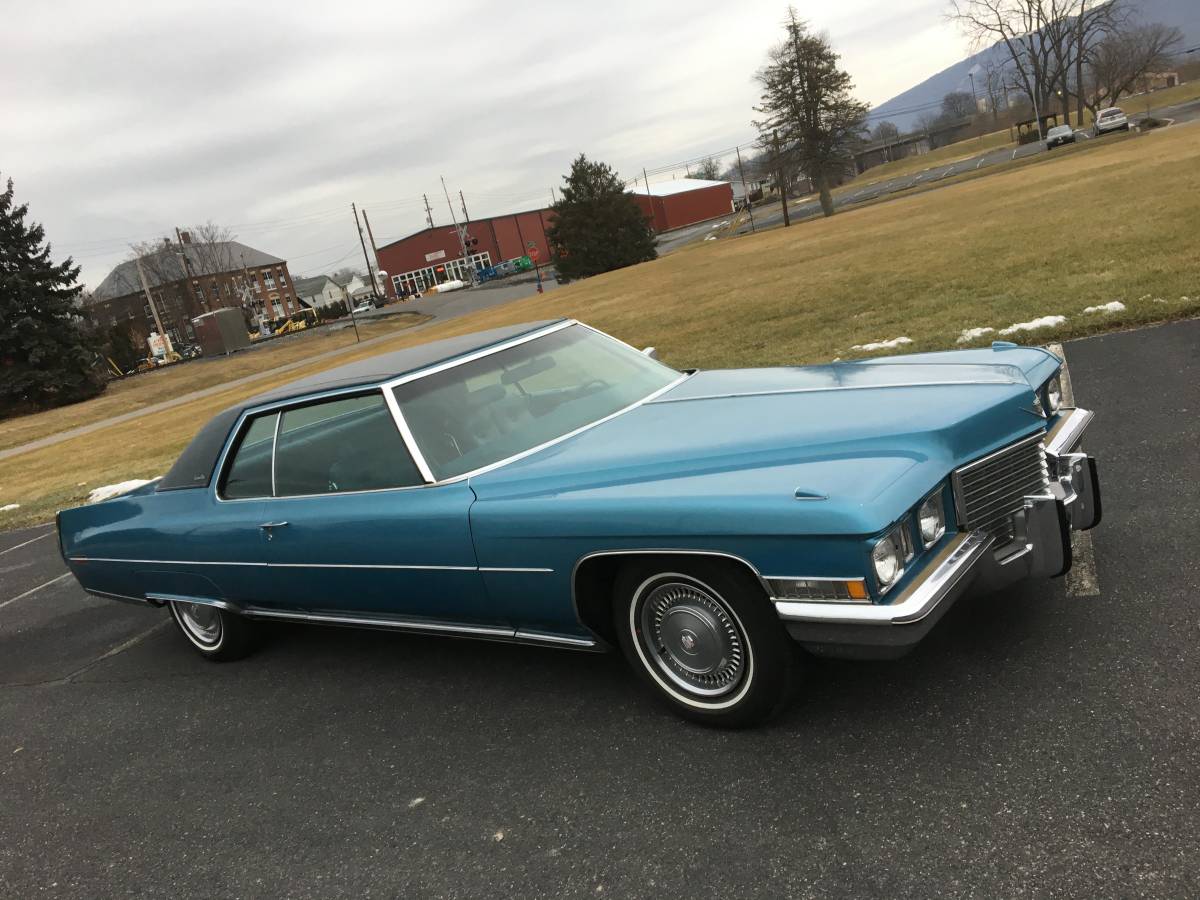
[0,312,429,453]
[2,123,1197,529]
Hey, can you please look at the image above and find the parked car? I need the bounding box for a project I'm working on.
[1093,107,1129,136]
[351,302,375,315]
[1045,124,1077,149]
[57,320,1101,727]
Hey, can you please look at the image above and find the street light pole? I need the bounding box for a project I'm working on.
[1019,33,1045,143]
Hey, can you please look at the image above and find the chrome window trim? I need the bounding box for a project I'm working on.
[431,371,691,484]
[213,320,688,501]
[384,320,688,485]
[69,556,550,573]
[214,385,417,503]
[269,410,282,497]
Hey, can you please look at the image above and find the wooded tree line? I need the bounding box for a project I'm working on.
[948,0,1183,125]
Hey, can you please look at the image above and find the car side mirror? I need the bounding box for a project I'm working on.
[642,347,659,360]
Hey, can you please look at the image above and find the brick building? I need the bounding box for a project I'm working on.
[86,236,298,346]
[375,208,555,297]
[626,179,735,232]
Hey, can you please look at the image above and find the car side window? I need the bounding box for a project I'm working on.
[273,392,423,497]
[221,412,278,499]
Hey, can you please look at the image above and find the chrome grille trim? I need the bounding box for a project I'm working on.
[953,432,1050,545]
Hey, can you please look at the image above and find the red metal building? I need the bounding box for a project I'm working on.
[375,208,555,297]
[627,178,734,232]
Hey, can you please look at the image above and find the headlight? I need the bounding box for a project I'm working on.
[871,530,903,589]
[918,492,945,547]
[1045,375,1063,413]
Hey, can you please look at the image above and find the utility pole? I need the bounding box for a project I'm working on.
[735,144,756,234]
[642,167,655,231]
[342,204,364,342]
[968,71,982,142]
[135,255,168,353]
[362,209,386,300]
[550,187,557,205]
[423,193,435,229]
[773,131,790,228]
[441,176,474,285]
[459,190,470,223]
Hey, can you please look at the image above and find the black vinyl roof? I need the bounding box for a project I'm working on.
[158,319,565,491]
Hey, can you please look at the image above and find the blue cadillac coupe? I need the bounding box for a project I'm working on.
[57,319,1101,726]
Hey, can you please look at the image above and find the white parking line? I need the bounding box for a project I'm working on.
[0,572,71,611]
[977,157,985,169]
[1047,342,1100,598]
[0,530,53,556]
[1011,149,1018,160]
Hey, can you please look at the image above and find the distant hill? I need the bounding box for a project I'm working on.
[872,0,1200,130]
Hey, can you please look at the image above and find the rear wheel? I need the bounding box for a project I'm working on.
[168,600,258,661]
[613,559,798,727]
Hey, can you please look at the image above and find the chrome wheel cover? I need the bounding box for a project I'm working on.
[638,580,746,698]
[176,602,222,646]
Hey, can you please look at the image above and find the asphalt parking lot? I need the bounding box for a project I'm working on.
[2,319,1198,897]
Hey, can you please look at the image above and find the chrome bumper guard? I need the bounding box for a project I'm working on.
[777,407,1100,656]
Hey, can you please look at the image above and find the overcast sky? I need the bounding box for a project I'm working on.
[3,0,969,289]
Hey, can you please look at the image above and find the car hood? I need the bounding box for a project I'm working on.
[468,347,1059,537]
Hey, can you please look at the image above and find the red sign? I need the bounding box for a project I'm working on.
[528,247,540,262]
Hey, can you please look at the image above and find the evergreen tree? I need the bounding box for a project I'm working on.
[547,155,657,280]
[753,9,869,217]
[0,174,105,416]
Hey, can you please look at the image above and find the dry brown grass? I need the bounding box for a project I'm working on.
[3,123,1197,529]
[0,312,429,453]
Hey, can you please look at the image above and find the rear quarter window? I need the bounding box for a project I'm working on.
[221,412,278,499]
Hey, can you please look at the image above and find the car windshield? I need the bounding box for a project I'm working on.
[391,324,681,480]
[1049,126,1071,136]
[1101,109,1122,118]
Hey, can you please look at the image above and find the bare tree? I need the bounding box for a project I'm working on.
[690,157,722,180]
[942,91,978,119]
[753,7,869,217]
[185,221,237,276]
[1089,22,1184,110]
[948,0,1124,126]
[871,120,901,142]
[980,58,1009,119]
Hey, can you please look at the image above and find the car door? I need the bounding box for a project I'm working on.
[252,390,495,626]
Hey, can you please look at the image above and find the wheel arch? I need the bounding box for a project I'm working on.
[571,549,770,648]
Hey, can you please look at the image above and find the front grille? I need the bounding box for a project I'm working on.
[953,433,1051,546]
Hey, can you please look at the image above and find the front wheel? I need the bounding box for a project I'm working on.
[613,560,798,727]
[168,600,259,661]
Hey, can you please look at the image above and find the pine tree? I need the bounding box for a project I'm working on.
[547,155,657,280]
[753,9,869,217]
[0,174,105,416]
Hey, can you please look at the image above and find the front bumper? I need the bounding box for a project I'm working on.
[778,408,1100,658]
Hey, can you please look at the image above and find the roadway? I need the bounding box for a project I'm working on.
[724,94,1200,240]
[1,319,1198,897]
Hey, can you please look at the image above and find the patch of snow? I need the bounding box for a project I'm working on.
[1153,297,1167,304]
[1083,301,1125,314]
[956,326,995,343]
[408,797,425,809]
[998,316,1067,335]
[703,235,717,241]
[0,503,20,513]
[87,479,155,504]
[851,336,913,352]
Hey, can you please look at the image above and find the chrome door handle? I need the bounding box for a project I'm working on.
[259,521,288,540]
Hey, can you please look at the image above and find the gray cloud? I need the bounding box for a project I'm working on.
[1,0,969,286]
